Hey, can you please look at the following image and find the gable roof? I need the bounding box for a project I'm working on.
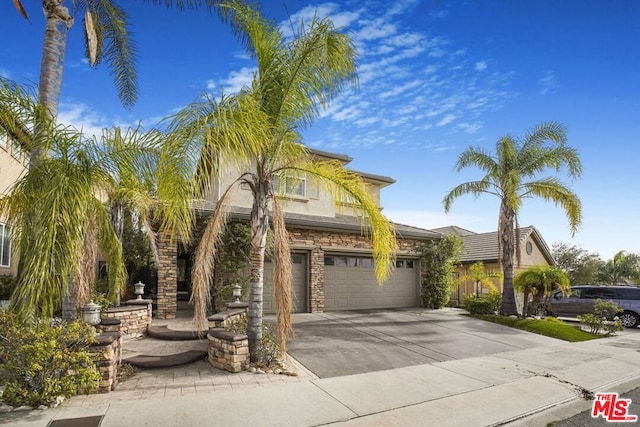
[438,225,555,265]
[431,225,477,237]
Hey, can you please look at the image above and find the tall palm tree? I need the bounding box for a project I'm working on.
[443,122,582,316]
[167,0,398,362]
[11,0,215,166]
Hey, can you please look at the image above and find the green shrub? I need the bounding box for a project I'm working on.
[417,235,461,309]
[469,298,494,315]
[484,289,502,313]
[462,293,477,312]
[0,275,15,300]
[577,299,624,335]
[0,312,101,407]
[224,313,280,368]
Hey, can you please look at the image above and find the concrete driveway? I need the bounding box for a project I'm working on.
[286,308,564,378]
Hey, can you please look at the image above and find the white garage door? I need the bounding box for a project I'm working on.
[264,253,307,314]
[324,255,419,311]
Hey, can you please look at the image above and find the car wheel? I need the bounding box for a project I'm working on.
[619,311,640,328]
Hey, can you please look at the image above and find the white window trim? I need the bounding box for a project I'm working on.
[0,223,11,268]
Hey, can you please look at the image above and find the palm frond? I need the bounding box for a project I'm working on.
[85,0,138,107]
[285,160,397,284]
[521,179,582,236]
[190,183,238,331]
[442,180,495,212]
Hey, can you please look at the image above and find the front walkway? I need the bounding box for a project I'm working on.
[67,304,317,408]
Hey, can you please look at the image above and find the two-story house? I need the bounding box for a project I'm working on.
[155,148,441,318]
[0,130,29,277]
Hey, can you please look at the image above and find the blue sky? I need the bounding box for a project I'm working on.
[2,0,639,260]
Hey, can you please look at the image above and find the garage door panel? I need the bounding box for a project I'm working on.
[324,255,418,311]
[264,253,307,314]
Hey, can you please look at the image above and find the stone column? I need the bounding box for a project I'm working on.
[310,248,325,313]
[156,232,177,319]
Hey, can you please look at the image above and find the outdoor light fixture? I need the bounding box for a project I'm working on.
[82,300,102,326]
[134,281,145,300]
[232,283,242,303]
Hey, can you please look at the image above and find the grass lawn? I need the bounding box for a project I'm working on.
[473,315,603,342]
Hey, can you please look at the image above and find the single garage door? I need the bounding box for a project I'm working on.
[323,255,419,311]
[264,253,307,314]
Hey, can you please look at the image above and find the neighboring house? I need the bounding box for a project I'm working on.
[434,225,555,306]
[155,148,441,318]
[0,130,29,277]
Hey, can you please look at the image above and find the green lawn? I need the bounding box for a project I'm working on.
[473,315,603,342]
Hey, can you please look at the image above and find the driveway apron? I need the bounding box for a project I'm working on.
[286,308,564,378]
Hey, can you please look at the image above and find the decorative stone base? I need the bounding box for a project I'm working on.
[89,319,123,393]
[207,329,250,373]
[103,303,151,338]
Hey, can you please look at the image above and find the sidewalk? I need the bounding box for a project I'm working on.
[1,328,639,426]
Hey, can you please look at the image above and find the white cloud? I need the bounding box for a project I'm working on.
[437,114,457,127]
[206,80,216,90]
[538,70,556,95]
[57,102,131,139]
[220,66,255,94]
[475,61,487,71]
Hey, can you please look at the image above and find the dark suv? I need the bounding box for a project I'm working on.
[546,285,640,328]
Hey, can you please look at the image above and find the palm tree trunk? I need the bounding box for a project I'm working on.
[31,0,73,167]
[248,180,269,362]
[499,202,519,316]
[110,202,124,306]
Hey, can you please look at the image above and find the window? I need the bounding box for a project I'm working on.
[584,288,615,299]
[272,173,306,198]
[11,141,23,162]
[360,258,373,268]
[324,256,334,266]
[405,260,414,269]
[0,223,11,267]
[0,131,8,150]
[525,241,533,255]
[396,260,404,268]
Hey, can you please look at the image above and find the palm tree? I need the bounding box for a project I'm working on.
[10,0,215,166]
[456,261,502,297]
[443,122,582,316]
[596,251,640,285]
[514,265,570,316]
[0,77,193,318]
[167,0,398,362]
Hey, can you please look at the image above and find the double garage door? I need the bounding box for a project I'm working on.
[264,253,420,313]
[324,255,419,311]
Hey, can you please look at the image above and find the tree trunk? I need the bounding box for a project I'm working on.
[110,202,124,306]
[31,0,73,167]
[499,202,519,316]
[248,180,269,362]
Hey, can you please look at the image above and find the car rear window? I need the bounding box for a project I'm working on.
[615,288,640,300]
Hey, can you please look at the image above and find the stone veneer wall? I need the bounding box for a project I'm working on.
[89,319,123,393]
[287,227,428,313]
[207,329,250,373]
[103,303,152,338]
[157,232,177,318]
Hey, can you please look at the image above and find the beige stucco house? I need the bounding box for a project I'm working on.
[155,148,441,318]
[0,131,28,277]
[433,225,555,306]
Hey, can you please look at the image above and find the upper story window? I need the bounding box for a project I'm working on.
[272,173,306,198]
[0,131,8,151]
[0,223,11,267]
